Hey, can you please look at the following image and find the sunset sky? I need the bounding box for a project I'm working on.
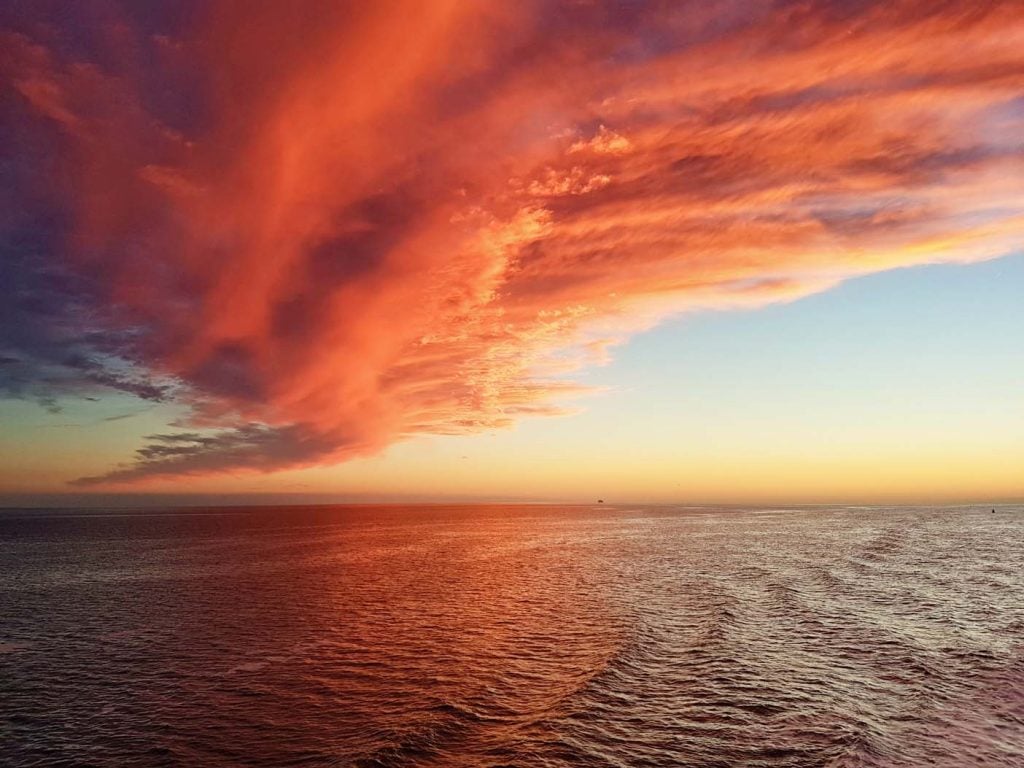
[2,1,1022,504]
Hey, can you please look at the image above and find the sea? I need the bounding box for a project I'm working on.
[1,504,1022,767]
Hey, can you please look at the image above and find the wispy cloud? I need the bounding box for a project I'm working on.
[2,1,1022,484]
[69,424,338,486]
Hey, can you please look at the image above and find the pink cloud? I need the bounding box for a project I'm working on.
[3,1,1022,484]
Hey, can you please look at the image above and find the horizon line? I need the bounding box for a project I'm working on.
[1,493,1020,511]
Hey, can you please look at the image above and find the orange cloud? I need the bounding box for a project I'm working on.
[3,1,1022,484]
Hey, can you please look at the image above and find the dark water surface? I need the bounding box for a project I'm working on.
[2,504,1023,766]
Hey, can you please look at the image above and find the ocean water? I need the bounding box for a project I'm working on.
[1,504,1022,767]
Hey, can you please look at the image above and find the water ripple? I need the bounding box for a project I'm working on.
[2,504,1022,766]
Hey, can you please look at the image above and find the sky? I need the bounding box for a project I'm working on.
[1,1,1022,505]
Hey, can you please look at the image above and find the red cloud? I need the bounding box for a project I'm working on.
[4,1,1023,484]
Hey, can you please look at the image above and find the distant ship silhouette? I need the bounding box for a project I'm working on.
[597,499,604,504]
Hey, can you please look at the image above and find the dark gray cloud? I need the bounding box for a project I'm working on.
[0,241,173,407]
[70,423,339,486]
